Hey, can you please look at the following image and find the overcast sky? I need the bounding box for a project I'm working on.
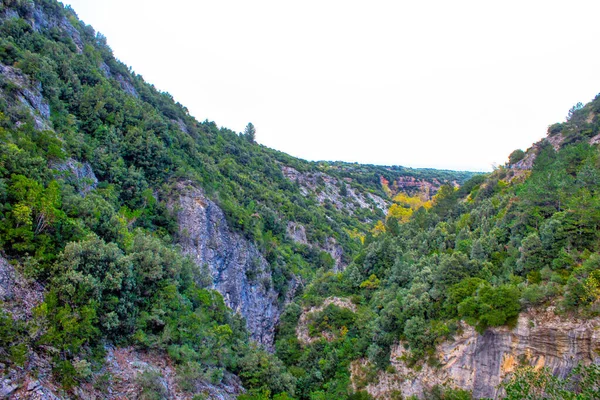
[64,0,600,171]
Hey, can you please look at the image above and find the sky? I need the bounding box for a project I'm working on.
[63,0,600,171]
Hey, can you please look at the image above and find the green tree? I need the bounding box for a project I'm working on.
[508,149,525,165]
[244,122,256,143]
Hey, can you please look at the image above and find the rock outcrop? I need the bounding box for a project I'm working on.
[296,297,357,345]
[351,308,600,399]
[51,158,98,195]
[286,221,347,271]
[3,345,243,400]
[388,176,441,198]
[93,347,244,400]
[281,165,389,215]
[0,256,44,320]
[0,63,52,131]
[173,182,280,348]
[0,256,15,302]
[286,222,308,245]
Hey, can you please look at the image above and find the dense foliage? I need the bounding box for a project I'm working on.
[274,98,600,397]
[1,0,599,398]
[503,364,600,400]
[0,0,474,397]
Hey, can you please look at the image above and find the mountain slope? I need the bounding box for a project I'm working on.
[272,99,600,398]
[0,0,476,398]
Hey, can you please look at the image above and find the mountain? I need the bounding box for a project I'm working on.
[274,102,600,398]
[1,1,599,399]
[0,1,477,399]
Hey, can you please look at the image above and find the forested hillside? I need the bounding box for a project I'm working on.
[274,100,600,397]
[0,1,479,399]
[1,0,599,399]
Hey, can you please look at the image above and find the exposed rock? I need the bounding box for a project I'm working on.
[286,222,308,245]
[99,61,112,78]
[0,256,15,301]
[27,380,41,391]
[98,61,139,98]
[389,176,441,198]
[172,182,280,349]
[324,237,346,272]
[0,256,44,320]
[3,342,244,400]
[281,164,390,271]
[286,222,347,271]
[99,347,244,400]
[296,297,357,345]
[0,63,52,131]
[173,118,190,135]
[512,148,537,171]
[509,133,565,184]
[351,307,600,399]
[116,74,139,98]
[50,158,98,195]
[589,133,600,145]
[546,132,565,151]
[281,165,389,215]
[29,4,84,53]
[0,378,18,398]
[367,192,390,211]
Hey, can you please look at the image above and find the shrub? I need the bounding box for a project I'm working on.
[508,149,525,164]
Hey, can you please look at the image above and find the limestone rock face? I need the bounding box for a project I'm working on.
[0,256,15,302]
[281,165,389,215]
[286,222,347,271]
[0,256,44,320]
[352,308,600,399]
[0,63,52,131]
[324,237,345,272]
[286,222,308,245]
[98,347,244,400]
[51,159,98,195]
[173,182,280,349]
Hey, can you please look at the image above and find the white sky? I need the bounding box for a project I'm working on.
[64,0,600,171]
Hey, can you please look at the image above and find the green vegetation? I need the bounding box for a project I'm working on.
[0,0,471,397]
[1,0,599,399]
[275,99,600,397]
[503,364,600,399]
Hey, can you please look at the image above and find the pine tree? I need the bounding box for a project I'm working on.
[243,122,256,143]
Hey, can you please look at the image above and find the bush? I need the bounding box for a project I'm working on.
[136,370,168,400]
[508,149,526,164]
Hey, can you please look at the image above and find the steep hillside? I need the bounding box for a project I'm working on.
[0,0,475,398]
[273,100,600,398]
[3,1,598,399]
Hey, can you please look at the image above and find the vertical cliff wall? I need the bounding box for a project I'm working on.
[172,182,280,349]
[352,308,600,399]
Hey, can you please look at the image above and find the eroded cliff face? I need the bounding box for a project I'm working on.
[352,308,600,399]
[0,63,52,131]
[173,182,280,348]
[281,165,390,216]
[286,221,347,272]
[51,158,98,196]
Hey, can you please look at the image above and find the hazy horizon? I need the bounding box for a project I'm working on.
[64,0,600,172]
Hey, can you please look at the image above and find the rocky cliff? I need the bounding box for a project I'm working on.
[351,308,600,399]
[172,182,281,348]
[0,63,52,131]
[281,165,390,216]
[51,159,98,196]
